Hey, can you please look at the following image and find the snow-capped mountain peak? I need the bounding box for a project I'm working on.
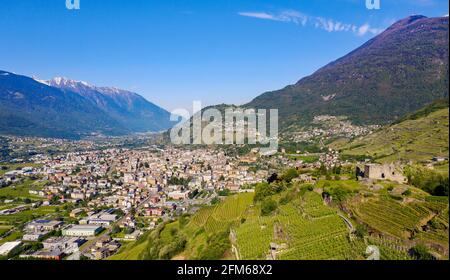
[47,77,91,88]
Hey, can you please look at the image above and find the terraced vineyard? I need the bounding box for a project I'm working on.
[331,108,449,163]
[189,207,215,228]
[110,193,256,260]
[352,195,448,248]
[277,193,357,260]
[112,186,448,260]
[234,216,276,260]
[353,197,432,238]
[235,191,364,260]
[299,191,336,218]
[188,192,254,234]
[366,236,412,260]
[416,229,449,247]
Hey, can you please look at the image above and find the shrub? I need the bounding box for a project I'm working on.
[323,186,352,203]
[254,182,285,202]
[279,192,296,205]
[355,224,368,239]
[261,199,278,216]
[405,166,449,196]
[197,231,230,260]
[111,225,121,234]
[279,168,299,183]
[409,244,434,260]
[218,189,231,196]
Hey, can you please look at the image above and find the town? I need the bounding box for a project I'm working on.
[0,142,280,260]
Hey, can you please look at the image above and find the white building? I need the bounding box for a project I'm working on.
[0,241,22,256]
[62,225,103,237]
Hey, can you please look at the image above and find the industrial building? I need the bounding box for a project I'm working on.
[62,225,103,237]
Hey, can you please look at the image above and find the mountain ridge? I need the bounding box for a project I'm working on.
[0,71,175,138]
[245,15,449,130]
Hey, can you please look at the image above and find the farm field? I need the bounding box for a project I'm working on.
[0,178,47,200]
[0,225,12,236]
[0,205,60,226]
[0,230,22,245]
[287,155,320,163]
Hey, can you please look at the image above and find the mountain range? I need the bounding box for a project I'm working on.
[245,15,449,131]
[0,72,175,138]
[1,15,448,139]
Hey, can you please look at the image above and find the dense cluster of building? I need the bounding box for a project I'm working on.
[1,146,271,259]
[286,115,379,143]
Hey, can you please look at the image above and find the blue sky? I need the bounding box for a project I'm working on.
[0,0,448,112]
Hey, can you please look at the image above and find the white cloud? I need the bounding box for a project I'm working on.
[357,23,384,36]
[358,24,370,36]
[239,10,309,26]
[238,10,384,36]
[238,12,278,21]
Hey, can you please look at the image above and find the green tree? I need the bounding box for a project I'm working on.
[261,198,278,216]
[280,168,299,183]
[355,224,368,239]
[111,225,121,234]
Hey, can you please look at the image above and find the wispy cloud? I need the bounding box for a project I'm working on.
[238,12,279,21]
[238,10,384,36]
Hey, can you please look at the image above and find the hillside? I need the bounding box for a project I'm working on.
[0,71,175,138]
[331,100,449,163]
[0,71,126,138]
[245,15,449,130]
[110,193,254,260]
[110,176,449,260]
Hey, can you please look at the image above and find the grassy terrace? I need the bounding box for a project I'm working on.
[109,240,149,260]
[287,155,320,163]
[332,108,449,163]
[0,206,61,226]
[0,178,48,200]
